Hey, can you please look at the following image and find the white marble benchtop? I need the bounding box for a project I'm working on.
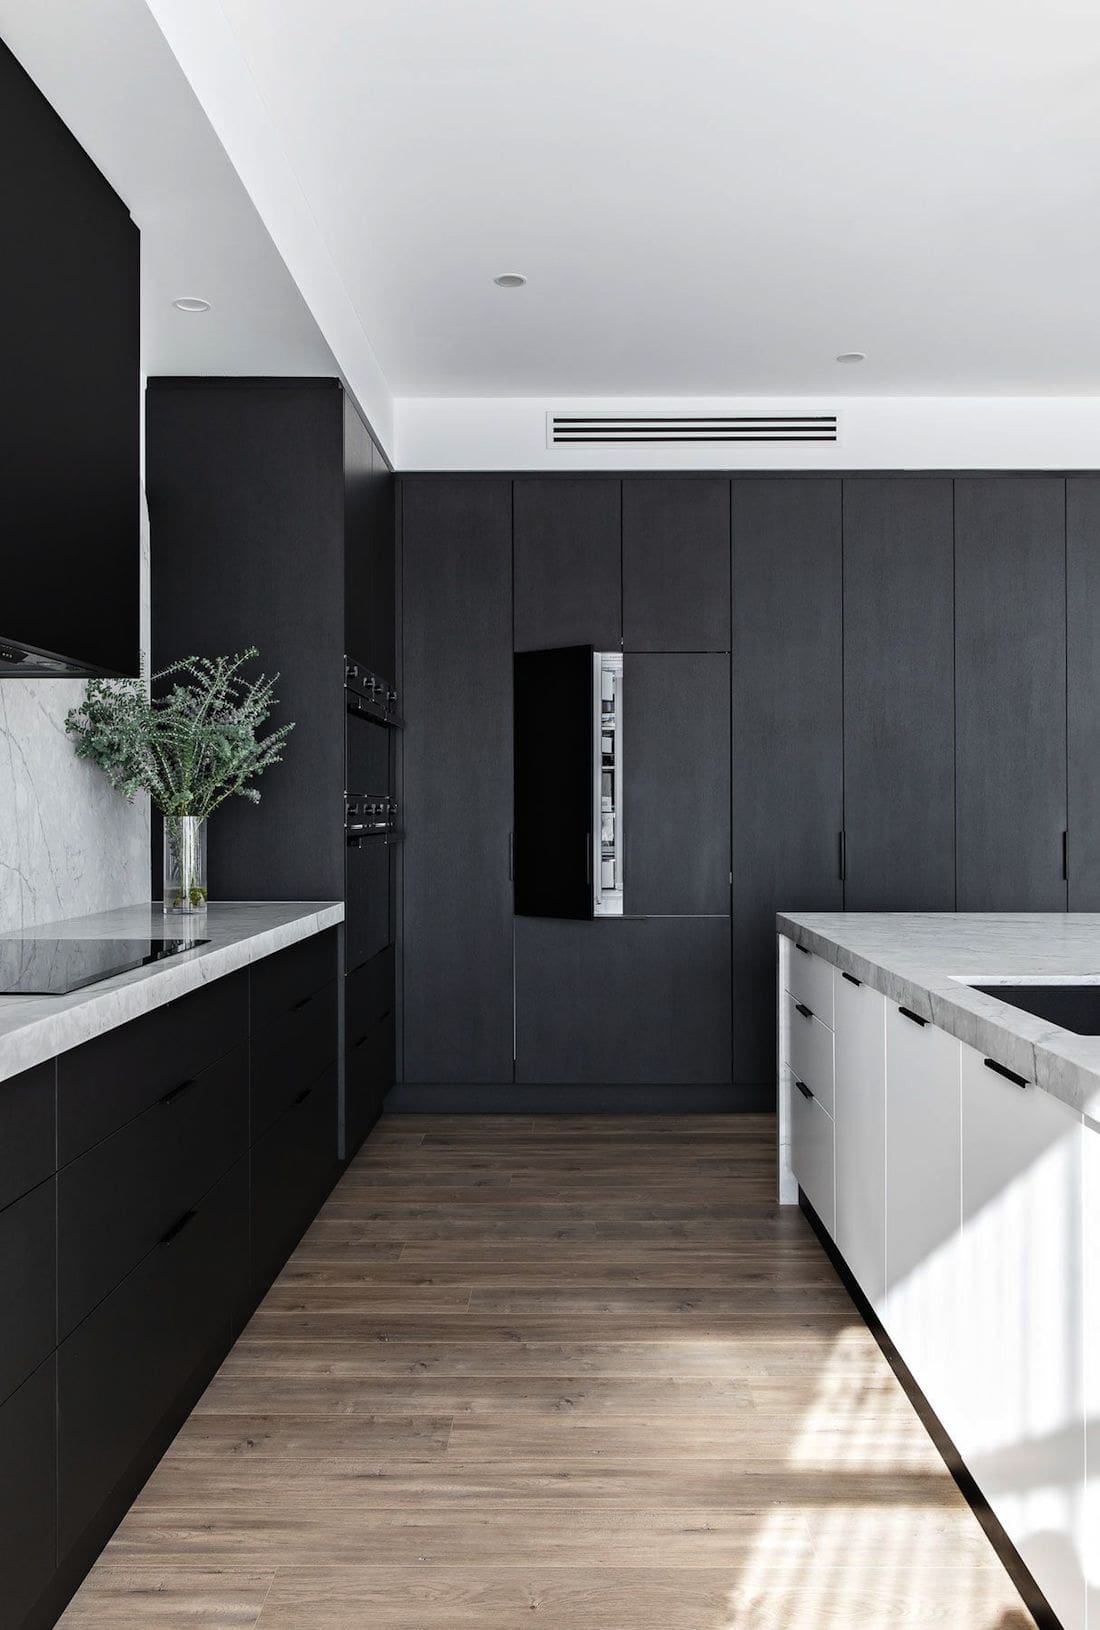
[779,912,1100,1127]
[0,901,343,1086]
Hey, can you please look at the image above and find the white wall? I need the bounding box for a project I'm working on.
[0,501,150,934]
[396,395,1100,471]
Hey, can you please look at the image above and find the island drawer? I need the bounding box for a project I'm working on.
[0,1359,56,1630]
[0,1059,56,1213]
[58,1042,248,1338]
[786,943,834,1029]
[57,969,248,1163]
[787,993,835,1116]
[250,929,337,1033]
[790,1069,835,1234]
[251,1062,339,1294]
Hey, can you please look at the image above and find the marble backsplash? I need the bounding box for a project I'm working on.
[0,494,151,934]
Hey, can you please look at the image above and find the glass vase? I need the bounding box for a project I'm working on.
[163,815,208,915]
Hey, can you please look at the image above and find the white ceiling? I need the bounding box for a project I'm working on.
[0,0,338,393]
[199,0,1100,398]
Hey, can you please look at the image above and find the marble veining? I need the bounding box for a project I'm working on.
[779,911,1100,1127]
[0,901,343,1085]
[0,489,152,934]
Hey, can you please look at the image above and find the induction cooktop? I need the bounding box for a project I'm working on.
[0,937,209,996]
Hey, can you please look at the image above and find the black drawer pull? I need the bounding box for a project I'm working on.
[160,1208,197,1247]
[794,1001,814,1020]
[292,994,314,1013]
[984,1057,1029,1089]
[842,972,862,987]
[795,944,811,956]
[898,1007,927,1027]
[353,1033,370,1050]
[292,1086,315,1107]
[159,1076,197,1108]
[794,1078,813,1100]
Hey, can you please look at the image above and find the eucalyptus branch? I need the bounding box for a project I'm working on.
[65,647,294,820]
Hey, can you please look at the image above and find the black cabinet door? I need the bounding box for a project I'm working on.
[623,653,730,916]
[250,1065,339,1294]
[346,838,393,974]
[622,479,730,651]
[344,400,396,681]
[513,479,621,651]
[515,916,731,1086]
[842,478,955,910]
[955,478,1067,911]
[0,1180,55,1407]
[1,38,139,677]
[0,1060,54,1213]
[513,646,594,919]
[401,478,515,1084]
[0,1360,56,1630]
[1067,479,1100,908]
[731,479,843,1089]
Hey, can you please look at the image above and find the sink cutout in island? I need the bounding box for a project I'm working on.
[968,982,1100,1035]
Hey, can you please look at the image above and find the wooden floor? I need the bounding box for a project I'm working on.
[59,1115,1037,1629]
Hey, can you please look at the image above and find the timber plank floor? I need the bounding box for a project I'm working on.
[58,1116,1037,1630]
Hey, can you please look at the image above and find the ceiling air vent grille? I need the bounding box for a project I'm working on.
[548,412,838,445]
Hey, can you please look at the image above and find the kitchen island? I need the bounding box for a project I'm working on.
[778,912,1098,1630]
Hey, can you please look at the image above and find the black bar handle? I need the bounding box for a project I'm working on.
[292,994,313,1013]
[159,1076,197,1108]
[842,971,862,987]
[1063,830,1068,882]
[838,830,847,882]
[160,1208,197,1247]
[795,943,811,956]
[292,1086,315,1107]
[984,1057,1029,1089]
[898,1006,927,1027]
[794,1001,814,1020]
[794,1078,813,1100]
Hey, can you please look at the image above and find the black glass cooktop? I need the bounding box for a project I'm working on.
[0,937,210,996]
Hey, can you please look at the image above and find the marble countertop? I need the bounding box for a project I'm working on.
[0,901,343,1086]
[779,912,1100,1128]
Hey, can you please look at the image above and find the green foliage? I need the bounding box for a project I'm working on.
[66,648,294,820]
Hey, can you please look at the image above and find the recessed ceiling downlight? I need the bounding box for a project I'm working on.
[173,296,211,313]
[493,273,527,288]
[836,351,866,364]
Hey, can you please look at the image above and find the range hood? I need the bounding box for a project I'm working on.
[0,35,140,680]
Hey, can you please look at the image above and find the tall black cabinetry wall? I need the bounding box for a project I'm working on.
[399,470,1095,1113]
[146,379,397,1154]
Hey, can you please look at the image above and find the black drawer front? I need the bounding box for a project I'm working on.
[0,1359,56,1630]
[0,1180,56,1409]
[346,1012,394,1154]
[250,930,337,1033]
[346,711,391,797]
[251,1063,338,1293]
[346,943,395,1036]
[251,980,338,1142]
[0,1060,55,1213]
[346,839,392,974]
[58,1043,248,1339]
[58,969,248,1163]
[58,1155,248,1560]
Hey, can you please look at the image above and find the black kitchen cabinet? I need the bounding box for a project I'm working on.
[622,479,730,651]
[513,645,595,920]
[623,653,730,916]
[515,916,731,1088]
[401,478,515,1084]
[0,37,139,678]
[251,1064,339,1294]
[0,1360,56,1630]
[346,947,396,1150]
[58,1156,249,1561]
[148,380,397,1153]
[842,477,955,910]
[1067,479,1100,909]
[0,1181,55,1407]
[0,1059,55,1213]
[513,479,622,651]
[955,478,1067,911]
[731,479,843,1091]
